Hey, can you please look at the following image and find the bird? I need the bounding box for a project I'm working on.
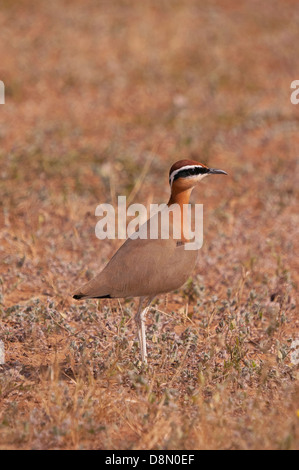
[73,159,227,363]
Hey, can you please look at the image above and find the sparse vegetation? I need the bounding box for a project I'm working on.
[0,0,298,450]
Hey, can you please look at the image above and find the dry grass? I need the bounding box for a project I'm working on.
[0,0,298,450]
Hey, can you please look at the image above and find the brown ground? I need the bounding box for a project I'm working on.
[0,0,298,449]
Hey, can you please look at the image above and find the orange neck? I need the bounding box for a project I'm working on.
[167,187,193,242]
[167,187,192,207]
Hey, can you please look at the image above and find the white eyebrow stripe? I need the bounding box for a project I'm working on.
[169,164,204,186]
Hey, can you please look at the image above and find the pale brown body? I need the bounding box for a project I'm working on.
[73,235,198,300]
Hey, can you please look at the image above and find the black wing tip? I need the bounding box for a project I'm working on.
[72,294,111,300]
[73,294,84,300]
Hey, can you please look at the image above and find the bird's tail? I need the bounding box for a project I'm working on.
[73,293,87,300]
[72,275,111,300]
[73,293,111,300]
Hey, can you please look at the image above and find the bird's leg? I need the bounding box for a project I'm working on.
[135,297,143,354]
[134,297,153,364]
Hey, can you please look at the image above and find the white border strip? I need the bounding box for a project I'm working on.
[169,164,204,186]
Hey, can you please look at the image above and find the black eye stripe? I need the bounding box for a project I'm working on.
[170,166,209,183]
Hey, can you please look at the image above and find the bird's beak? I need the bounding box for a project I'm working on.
[208,168,228,175]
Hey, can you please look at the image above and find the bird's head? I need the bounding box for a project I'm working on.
[169,159,227,191]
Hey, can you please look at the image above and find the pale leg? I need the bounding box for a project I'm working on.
[134,297,153,364]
